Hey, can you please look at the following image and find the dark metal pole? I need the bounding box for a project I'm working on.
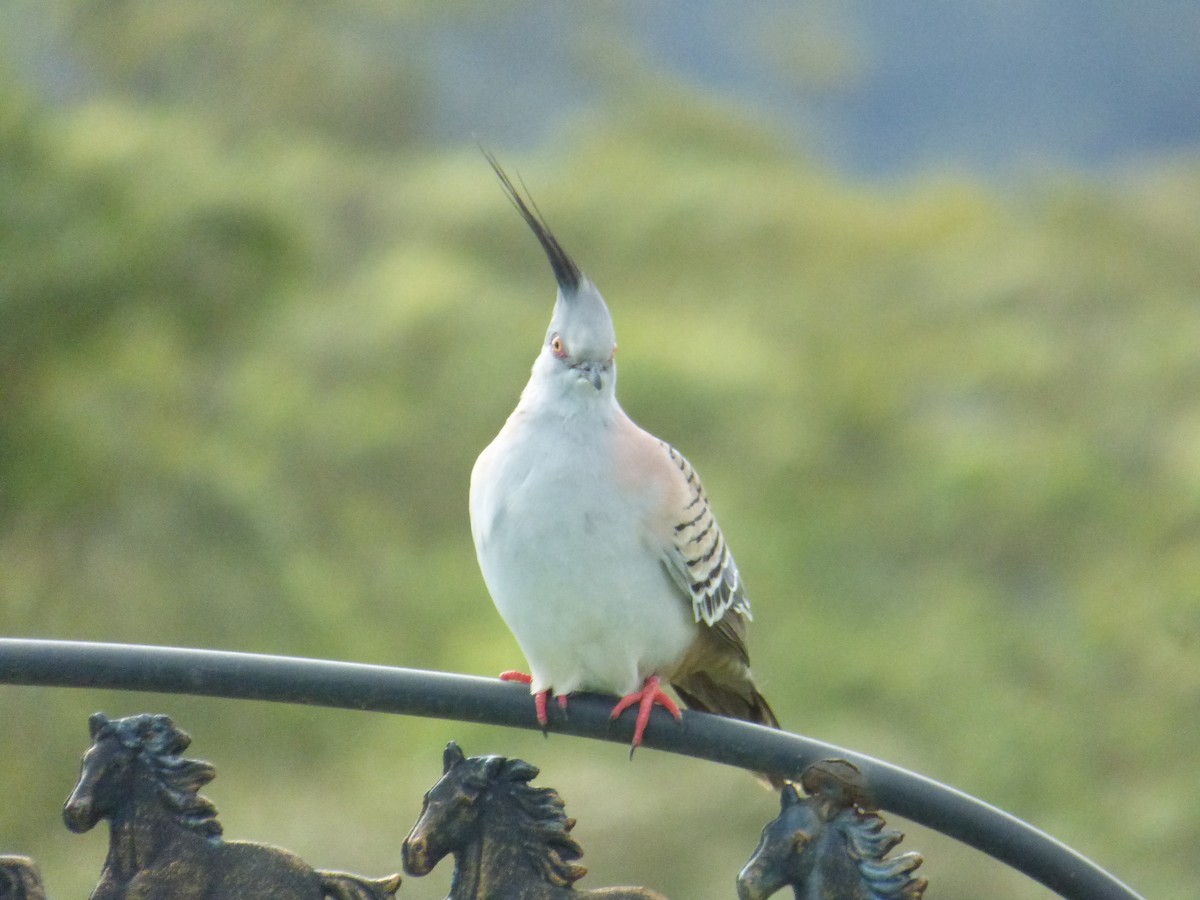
[0,638,1141,900]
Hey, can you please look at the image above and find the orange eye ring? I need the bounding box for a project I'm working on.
[550,335,567,359]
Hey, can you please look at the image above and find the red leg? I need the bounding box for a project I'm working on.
[609,675,682,752]
[499,671,550,727]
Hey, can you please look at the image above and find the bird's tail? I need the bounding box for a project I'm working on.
[672,672,779,729]
[670,671,784,788]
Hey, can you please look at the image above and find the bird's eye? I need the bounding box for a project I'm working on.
[550,335,567,359]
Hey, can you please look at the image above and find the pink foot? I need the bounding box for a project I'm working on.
[609,675,682,752]
[499,671,568,728]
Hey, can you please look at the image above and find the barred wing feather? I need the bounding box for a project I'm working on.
[660,443,752,628]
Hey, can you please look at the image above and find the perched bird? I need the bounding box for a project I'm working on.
[469,156,778,753]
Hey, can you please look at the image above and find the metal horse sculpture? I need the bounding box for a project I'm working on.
[0,857,47,900]
[738,759,926,900]
[62,712,401,900]
[402,742,666,899]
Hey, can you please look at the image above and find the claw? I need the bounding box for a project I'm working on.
[609,675,682,754]
[499,670,552,729]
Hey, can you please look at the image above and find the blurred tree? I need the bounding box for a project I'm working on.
[0,81,304,517]
[60,0,434,150]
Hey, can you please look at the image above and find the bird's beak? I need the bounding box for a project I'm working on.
[574,363,605,391]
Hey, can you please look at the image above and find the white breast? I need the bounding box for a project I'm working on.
[470,409,697,697]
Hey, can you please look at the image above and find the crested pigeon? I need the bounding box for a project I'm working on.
[469,156,778,752]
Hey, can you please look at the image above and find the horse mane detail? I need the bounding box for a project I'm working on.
[479,756,587,888]
[95,713,223,841]
[832,806,925,898]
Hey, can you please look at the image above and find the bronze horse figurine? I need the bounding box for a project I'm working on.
[738,760,926,900]
[0,857,47,900]
[63,712,401,900]
[402,742,666,899]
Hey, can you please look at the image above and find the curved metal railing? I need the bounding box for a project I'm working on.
[0,638,1141,900]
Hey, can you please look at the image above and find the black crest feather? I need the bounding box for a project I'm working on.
[483,149,581,292]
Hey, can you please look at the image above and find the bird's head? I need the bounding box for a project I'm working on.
[540,275,617,394]
[487,153,618,398]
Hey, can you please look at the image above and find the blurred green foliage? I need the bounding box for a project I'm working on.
[2,5,1198,899]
